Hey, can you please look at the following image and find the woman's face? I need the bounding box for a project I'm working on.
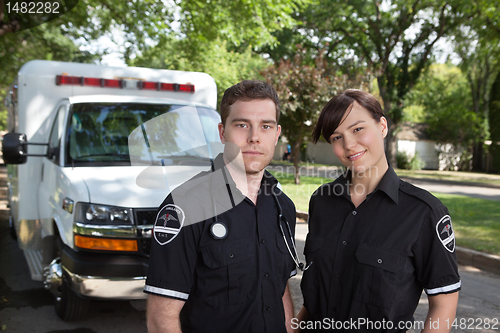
[329,102,388,175]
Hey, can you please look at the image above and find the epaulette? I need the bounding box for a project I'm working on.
[398,179,444,210]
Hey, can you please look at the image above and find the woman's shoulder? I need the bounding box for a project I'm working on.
[398,178,444,210]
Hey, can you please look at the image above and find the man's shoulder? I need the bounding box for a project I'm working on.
[172,169,213,197]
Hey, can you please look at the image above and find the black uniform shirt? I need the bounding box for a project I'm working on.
[301,166,461,332]
[145,154,297,333]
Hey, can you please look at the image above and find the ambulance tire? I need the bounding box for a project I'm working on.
[53,237,90,321]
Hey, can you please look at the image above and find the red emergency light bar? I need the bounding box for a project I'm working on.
[138,81,195,93]
[56,75,195,93]
[56,75,122,88]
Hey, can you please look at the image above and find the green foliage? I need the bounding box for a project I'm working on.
[406,64,480,147]
[178,0,308,49]
[396,151,425,171]
[284,0,469,166]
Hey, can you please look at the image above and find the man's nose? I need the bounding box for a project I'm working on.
[248,127,260,143]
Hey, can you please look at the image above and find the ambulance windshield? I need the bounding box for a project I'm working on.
[66,103,221,167]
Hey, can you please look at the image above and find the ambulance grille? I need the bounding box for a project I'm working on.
[135,209,157,225]
[135,208,156,256]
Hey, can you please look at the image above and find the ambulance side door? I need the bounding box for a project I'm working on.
[38,102,69,237]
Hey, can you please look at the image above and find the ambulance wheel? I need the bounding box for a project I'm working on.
[53,237,89,321]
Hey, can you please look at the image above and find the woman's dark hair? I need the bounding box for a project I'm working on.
[312,89,385,143]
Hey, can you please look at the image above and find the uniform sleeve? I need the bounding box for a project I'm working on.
[144,194,200,301]
[412,205,461,296]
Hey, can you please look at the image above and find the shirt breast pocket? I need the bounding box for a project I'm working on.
[201,237,256,306]
[354,244,404,309]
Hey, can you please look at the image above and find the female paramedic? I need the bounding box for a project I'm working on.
[296,90,461,332]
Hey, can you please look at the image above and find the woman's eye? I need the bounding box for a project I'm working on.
[354,127,363,133]
[331,135,341,142]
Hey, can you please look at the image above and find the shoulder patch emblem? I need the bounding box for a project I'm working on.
[435,215,455,253]
[153,204,185,245]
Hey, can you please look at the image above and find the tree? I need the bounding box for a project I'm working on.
[488,73,500,172]
[0,0,305,130]
[454,35,499,170]
[129,36,268,103]
[405,63,480,169]
[261,49,366,184]
[294,0,466,166]
[448,0,500,171]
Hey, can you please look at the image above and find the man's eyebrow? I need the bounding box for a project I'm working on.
[333,120,365,134]
[230,118,277,125]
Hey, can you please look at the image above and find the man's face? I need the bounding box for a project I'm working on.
[218,99,281,175]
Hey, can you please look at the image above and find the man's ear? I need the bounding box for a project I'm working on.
[380,117,388,138]
[218,122,226,144]
[275,125,281,146]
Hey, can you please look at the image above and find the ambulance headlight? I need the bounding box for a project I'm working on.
[75,203,134,225]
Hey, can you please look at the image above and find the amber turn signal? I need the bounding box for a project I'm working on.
[74,235,138,252]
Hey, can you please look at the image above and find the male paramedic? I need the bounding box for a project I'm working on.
[145,80,298,333]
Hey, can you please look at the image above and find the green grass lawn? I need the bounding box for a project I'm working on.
[273,172,500,255]
[272,159,500,187]
[435,193,500,255]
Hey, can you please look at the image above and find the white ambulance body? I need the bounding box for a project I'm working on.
[3,60,221,320]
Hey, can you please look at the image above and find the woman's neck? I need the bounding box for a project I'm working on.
[349,162,389,208]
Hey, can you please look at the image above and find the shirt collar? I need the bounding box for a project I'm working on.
[374,165,399,204]
[331,165,399,204]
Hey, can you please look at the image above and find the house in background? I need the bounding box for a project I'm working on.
[397,123,439,170]
[273,123,463,171]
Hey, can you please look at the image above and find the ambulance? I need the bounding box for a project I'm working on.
[2,60,221,320]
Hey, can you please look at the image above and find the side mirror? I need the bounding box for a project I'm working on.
[2,133,28,164]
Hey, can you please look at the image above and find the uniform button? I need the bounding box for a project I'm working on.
[332,306,337,312]
[342,240,347,246]
[260,239,266,244]
[352,210,357,215]
[229,253,234,258]
[377,258,383,264]
[266,306,271,311]
[264,273,269,277]
[335,274,340,278]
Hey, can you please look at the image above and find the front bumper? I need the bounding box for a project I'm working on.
[61,239,150,299]
[64,266,147,299]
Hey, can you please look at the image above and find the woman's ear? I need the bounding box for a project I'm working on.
[380,116,388,138]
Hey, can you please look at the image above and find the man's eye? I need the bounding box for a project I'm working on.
[263,125,271,129]
[237,124,247,128]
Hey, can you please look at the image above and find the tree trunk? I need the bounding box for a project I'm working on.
[384,114,398,168]
[472,141,484,172]
[291,140,301,185]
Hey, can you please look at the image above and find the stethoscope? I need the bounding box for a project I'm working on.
[209,180,309,271]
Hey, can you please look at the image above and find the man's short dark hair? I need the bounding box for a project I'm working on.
[312,89,385,143]
[219,80,281,126]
